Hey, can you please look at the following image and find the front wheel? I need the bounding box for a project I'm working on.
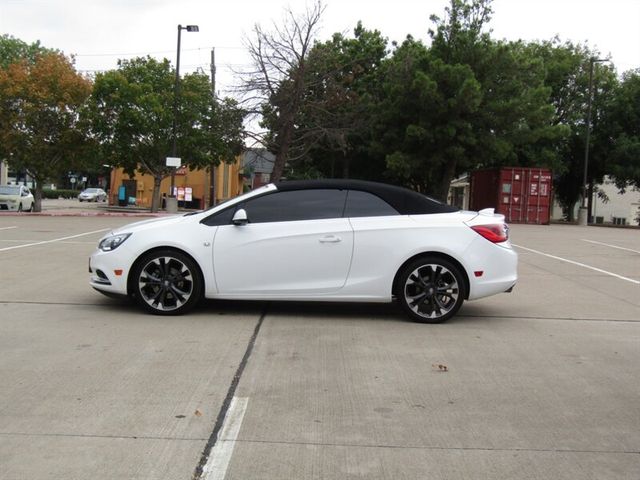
[397,257,466,323]
[131,250,203,315]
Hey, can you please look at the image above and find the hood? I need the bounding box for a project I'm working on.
[109,214,184,236]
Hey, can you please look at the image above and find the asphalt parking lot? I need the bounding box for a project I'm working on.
[0,212,638,480]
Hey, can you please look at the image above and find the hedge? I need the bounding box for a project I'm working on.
[41,189,80,199]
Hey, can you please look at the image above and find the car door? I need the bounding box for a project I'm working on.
[212,188,354,296]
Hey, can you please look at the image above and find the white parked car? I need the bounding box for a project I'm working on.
[89,180,517,323]
[0,185,34,212]
[78,188,107,202]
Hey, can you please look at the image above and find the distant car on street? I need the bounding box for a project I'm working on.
[78,188,107,202]
[0,185,34,212]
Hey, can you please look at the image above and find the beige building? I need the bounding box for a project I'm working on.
[109,158,245,209]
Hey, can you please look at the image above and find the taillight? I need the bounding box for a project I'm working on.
[471,224,508,243]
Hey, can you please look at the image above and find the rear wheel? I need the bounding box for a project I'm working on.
[131,250,202,315]
[397,256,466,323]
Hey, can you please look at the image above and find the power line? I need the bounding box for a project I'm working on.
[74,45,245,57]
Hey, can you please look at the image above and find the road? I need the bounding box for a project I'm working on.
[0,213,638,479]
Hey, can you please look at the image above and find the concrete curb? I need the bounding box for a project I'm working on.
[0,211,172,217]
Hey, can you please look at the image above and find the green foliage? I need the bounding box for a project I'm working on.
[288,22,389,179]
[0,34,56,68]
[252,0,635,211]
[41,188,78,199]
[603,70,640,189]
[86,56,245,211]
[375,1,566,200]
[0,47,92,211]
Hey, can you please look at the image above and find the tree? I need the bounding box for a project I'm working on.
[528,39,618,220]
[0,50,92,211]
[602,70,640,189]
[87,57,245,212]
[375,0,565,200]
[375,36,482,197]
[0,34,54,69]
[290,23,388,180]
[239,0,325,182]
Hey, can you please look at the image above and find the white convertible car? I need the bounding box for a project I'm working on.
[89,180,517,323]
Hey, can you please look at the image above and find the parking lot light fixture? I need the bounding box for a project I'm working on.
[169,24,199,202]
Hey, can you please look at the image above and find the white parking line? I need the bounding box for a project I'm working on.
[202,397,249,480]
[513,244,640,285]
[0,228,109,252]
[0,226,18,231]
[582,239,640,255]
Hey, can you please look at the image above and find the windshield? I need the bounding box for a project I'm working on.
[84,188,99,193]
[0,186,20,195]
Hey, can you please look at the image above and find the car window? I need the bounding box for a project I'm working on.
[0,186,20,195]
[344,190,399,217]
[200,205,237,226]
[241,189,347,224]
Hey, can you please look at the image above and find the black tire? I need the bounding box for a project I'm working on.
[28,202,34,212]
[396,256,466,323]
[131,249,203,315]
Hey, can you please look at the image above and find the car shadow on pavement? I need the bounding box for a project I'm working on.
[92,296,507,325]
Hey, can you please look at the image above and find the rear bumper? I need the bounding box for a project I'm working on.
[464,237,518,300]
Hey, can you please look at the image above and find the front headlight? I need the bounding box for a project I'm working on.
[98,233,131,252]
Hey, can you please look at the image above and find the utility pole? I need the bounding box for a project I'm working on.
[578,57,608,226]
[209,47,217,208]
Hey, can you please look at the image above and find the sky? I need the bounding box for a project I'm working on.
[2,0,639,97]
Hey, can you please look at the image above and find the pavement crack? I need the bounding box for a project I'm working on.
[231,438,640,456]
[0,431,206,442]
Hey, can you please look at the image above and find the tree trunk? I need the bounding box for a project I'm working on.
[436,159,457,203]
[271,124,294,183]
[150,175,162,213]
[342,152,350,179]
[33,179,43,213]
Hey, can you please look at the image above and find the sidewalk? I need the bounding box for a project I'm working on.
[1,199,178,217]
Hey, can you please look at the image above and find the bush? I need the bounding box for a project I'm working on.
[41,189,78,199]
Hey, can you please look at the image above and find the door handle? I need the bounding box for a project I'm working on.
[319,235,341,243]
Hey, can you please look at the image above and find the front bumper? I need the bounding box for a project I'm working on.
[89,248,133,295]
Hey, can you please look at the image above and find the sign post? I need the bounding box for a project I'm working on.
[165,157,181,213]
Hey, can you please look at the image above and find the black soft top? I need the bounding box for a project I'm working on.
[275,179,459,215]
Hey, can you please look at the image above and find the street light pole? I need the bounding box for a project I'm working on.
[578,57,607,225]
[168,24,198,212]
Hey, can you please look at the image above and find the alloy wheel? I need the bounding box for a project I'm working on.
[403,262,461,321]
[137,256,195,312]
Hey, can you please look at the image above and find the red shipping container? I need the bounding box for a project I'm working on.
[470,167,552,224]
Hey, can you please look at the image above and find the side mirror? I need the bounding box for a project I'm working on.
[232,208,248,226]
